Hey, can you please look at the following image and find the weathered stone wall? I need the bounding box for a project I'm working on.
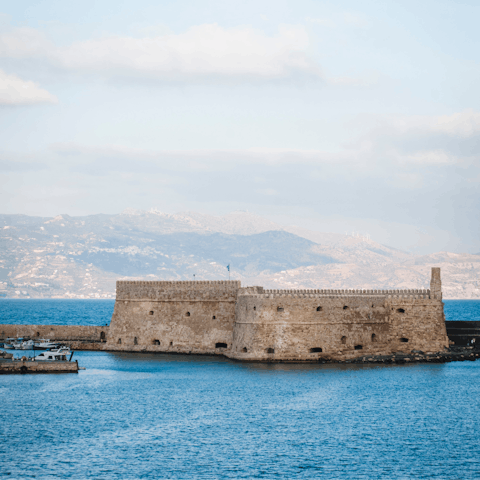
[0,359,79,374]
[230,286,448,361]
[387,296,447,352]
[0,324,107,342]
[106,280,241,354]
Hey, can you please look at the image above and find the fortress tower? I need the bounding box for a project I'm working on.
[431,267,442,300]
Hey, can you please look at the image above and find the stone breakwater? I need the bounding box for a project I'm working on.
[0,325,107,351]
[0,359,79,374]
[303,347,480,365]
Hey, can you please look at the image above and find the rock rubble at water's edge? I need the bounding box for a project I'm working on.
[330,347,480,365]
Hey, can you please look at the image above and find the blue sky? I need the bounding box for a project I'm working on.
[1,0,479,254]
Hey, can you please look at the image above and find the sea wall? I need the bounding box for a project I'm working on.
[446,321,480,346]
[106,280,241,354]
[230,290,448,361]
[0,325,108,350]
[0,359,79,374]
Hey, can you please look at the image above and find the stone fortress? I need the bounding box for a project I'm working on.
[2,267,459,363]
[105,267,449,361]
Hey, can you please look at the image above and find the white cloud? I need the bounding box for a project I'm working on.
[0,69,57,105]
[45,108,480,176]
[349,110,480,166]
[49,143,350,171]
[431,110,480,137]
[387,109,480,138]
[0,24,321,82]
[0,27,52,58]
[400,150,455,165]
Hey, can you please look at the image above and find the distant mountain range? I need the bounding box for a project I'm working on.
[0,210,479,299]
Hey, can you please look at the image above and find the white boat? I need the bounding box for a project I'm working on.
[15,339,36,350]
[7,338,22,349]
[34,351,70,361]
[48,346,72,355]
[3,338,17,349]
[35,339,59,349]
[10,338,28,349]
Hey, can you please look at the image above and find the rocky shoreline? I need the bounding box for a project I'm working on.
[335,347,480,365]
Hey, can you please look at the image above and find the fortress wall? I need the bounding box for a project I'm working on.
[106,280,241,354]
[386,297,448,352]
[231,294,391,361]
[230,284,448,361]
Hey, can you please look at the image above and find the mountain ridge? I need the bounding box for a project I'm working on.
[0,211,478,299]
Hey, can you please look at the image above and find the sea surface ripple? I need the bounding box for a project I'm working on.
[2,353,480,479]
[0,299,479,479]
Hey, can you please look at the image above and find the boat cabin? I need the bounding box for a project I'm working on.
[34,352,68,361]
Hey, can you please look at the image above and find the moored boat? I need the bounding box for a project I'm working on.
[35,339,59,350]
[10,338,26,349]
[34,351,71,361]
[15,339,36,350]
[0,350,14,359]
[48,346,72,355]
[3,338,17,349]
[3,337,61,350]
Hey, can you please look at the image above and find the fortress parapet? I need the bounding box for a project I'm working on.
[260,289,431,296]
[243,289,432,299]
[107,268,449,361]
[116,280,240,301]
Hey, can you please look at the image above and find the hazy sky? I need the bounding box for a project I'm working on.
[1,0,479,254]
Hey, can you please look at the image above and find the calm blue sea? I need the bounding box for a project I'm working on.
[0,299,114,326]
[0,299,479,326]
[1,299,480,479]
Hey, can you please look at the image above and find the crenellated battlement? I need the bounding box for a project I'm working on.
[239,288,431,299]
[240,294,431,299]
[116,279,241,301]
[117,280,241,286]
[259,288,430,295]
